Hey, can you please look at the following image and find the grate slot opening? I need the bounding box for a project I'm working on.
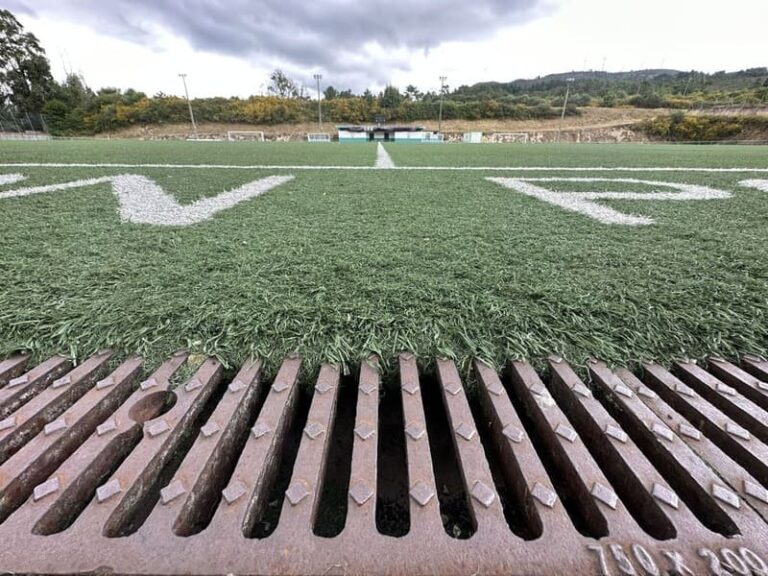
[589,371,740,538]
[547,370,677,540]
[375,374,410,537]
[706,362,768,412]
[244,381,312,539]
[313,372,357,538]
[504,364,608,539]
[643,369,768,488]
[673,365,768,444]
[103,374,224,538]
[33,426,144,535]
[420,371,476,540]
[466,384,543,540]
[174,374,270,536]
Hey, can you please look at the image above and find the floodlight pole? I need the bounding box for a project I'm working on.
[313,74,323,129]
[438,76,447,134]
[179,73,198,139]
[557,77,575,143]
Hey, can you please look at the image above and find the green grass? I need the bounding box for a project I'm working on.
[0,141,766,376]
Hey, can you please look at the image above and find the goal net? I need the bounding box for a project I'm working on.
[307,133,332,143]
[227,131,265,142]
[490,132,529,143]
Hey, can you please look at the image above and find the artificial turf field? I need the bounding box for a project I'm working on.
[0,140,766,376]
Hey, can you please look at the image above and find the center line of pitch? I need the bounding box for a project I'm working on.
[375,143,395,169]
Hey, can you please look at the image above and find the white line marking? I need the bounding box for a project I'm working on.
[0,163,767,172]
[0,174,294,226]
[486,177,732,225]
[0,173,26,185]
[740,179,768,192]
[375,143,395,169]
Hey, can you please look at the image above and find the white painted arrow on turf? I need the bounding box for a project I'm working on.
[0,174,294,226]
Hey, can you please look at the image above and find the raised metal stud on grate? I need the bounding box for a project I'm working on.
[200,422,221,438]
[359,379,377,395]
[555,423,578,443]
[251,422,270,439]
[529,382,547,396]
[96,479,123,503]
[44,417,67,436]
[455,422,477,441]
[33,477,60,501]
[652,483,679,509]
[96,376,114,390]
[591,482,619,510]
[716,382,736,396]
[96,418,117,436]
[304,422,325,440]
[712,484,740,509]
[185,378,203,392]
[471,481,496,508]
[531,483,557,508]
[443,379,462,396]
[405,423,426,441]
[678,423,702,441]
[744,480,768,504]
[286,481,310,505]
[272,379,290,393]
[604,424,628,443]
[0,416,17,432]
[613,383,634,398]
[145,418,171,438]
[315,380,335,395]
[637,386,657,399]
[725,422,750,441]
[354,422,375,440]
[348,480,374,506]
[228,379,246,393]
[222,481,248,505]
[409,481,435,507]
[503,424,525,443]
[402,379,420,395]
[651,423,675,443]
[8,374,28,387]
[486,379,504,396]
[52,375,70,388]
[140,378,159,391]
[573,383,592,398]
[674,383,695,397]
[160,480,187,505]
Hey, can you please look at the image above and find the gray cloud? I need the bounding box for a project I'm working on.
[12,0,548,90]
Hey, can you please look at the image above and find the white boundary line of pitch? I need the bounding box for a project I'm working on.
[0,162,768,173]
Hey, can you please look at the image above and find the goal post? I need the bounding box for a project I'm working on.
[227,131,265,142]
[307,133,332,143]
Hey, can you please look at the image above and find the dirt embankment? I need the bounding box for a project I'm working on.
[106,107,768,143]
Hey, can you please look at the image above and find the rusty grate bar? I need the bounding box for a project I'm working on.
[0,352,767,575]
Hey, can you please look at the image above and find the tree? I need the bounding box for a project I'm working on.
[0,9,54,113]
[380,85,403,109]
[323,85,339,100]
[404,84,423,101]
[267,69,300,99]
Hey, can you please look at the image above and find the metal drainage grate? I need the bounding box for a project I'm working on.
[1,351,768,575]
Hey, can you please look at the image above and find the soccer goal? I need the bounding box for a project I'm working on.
[227,131,265,142]
[491,132,529,143]
[307,133,332,143]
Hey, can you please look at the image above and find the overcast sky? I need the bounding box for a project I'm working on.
[8,0,767,98]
